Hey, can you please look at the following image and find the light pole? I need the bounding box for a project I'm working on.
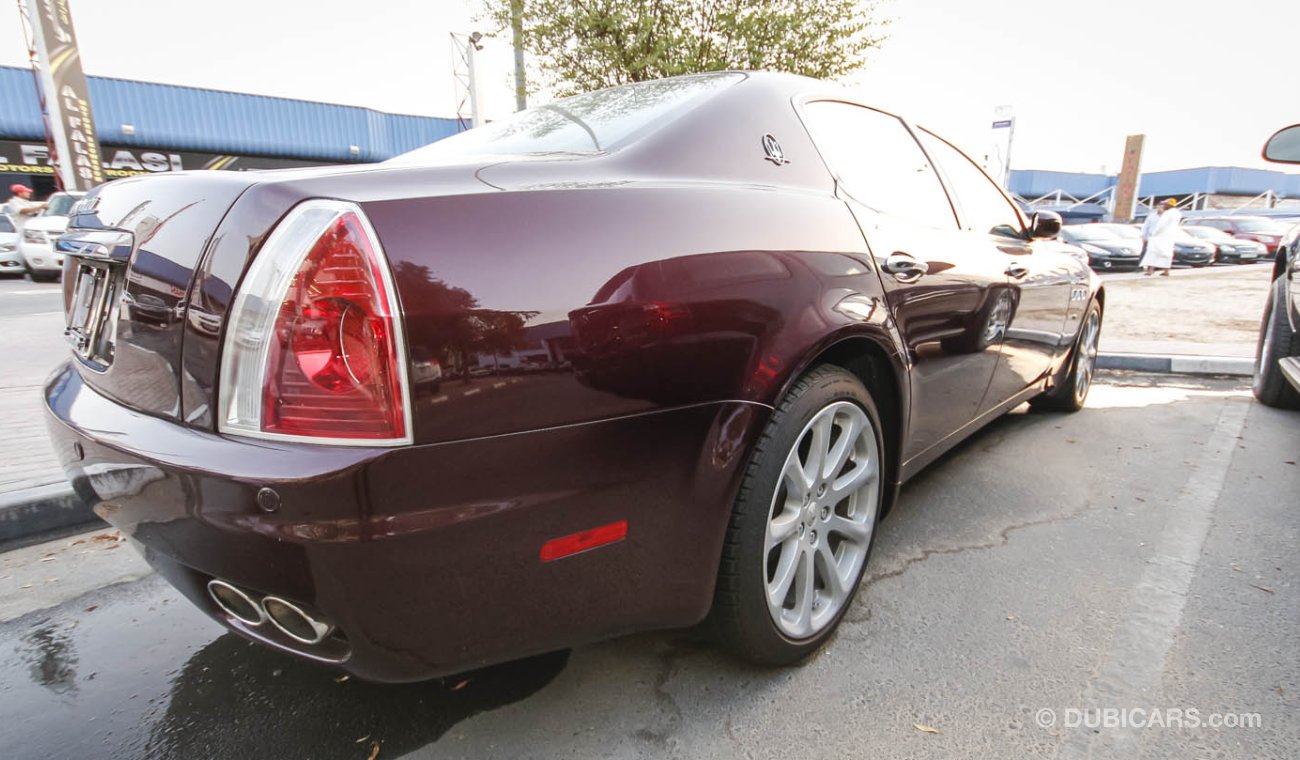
[450,31,485,131]
[992,104,1016,190]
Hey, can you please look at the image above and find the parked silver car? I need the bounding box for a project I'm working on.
[0,214,23,276]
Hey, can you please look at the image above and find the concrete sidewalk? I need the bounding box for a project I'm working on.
[0,311,92,545]
[1097,262,1271,359]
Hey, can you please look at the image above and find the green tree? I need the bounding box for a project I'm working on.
[484,0,889,96]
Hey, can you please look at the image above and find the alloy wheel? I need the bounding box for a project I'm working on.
[1075,309,1101,404]
[763,401,880,639]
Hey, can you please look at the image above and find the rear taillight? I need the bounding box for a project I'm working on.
[219,200,411,445]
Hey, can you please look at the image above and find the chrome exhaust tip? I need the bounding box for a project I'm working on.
[207,579,266,626]
[262,595,334,645]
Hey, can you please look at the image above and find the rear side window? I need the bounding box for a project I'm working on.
[390,73,744,162]
[0,215,13,233]
[802,101,956,229]
[918,130,1025,239]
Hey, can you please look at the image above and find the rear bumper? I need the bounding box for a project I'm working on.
[44,361,764,681]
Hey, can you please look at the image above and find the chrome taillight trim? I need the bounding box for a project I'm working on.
[216,198,413,447]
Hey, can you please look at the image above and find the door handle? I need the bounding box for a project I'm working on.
[883,252,929,283]
[1005,262,1029,279]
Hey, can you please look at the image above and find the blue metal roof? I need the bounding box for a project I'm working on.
[1010,166,1300,200]
[1135,166,1300,198]
[1009,170,1115,201]
[0,65,460,162]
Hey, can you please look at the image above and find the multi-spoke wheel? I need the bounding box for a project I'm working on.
[1031,299,1102,412]
[713,364,885,665]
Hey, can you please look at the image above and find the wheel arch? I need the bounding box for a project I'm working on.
[777,333,908,518]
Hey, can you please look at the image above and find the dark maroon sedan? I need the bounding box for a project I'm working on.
[45,72,1102,682]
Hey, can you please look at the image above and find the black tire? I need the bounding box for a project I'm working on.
[1030,300,1102,413]
[1252,277,1300,410]
[712,364,884,666]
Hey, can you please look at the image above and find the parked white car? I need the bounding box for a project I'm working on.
[20,191,85,282]
[0,214,23,276]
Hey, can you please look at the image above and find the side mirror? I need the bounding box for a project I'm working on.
[1263,124,1300,164]
[1029,210,1062,239]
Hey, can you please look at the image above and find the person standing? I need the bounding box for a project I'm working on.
[1140,198,1181,276]
[3,184,47,237]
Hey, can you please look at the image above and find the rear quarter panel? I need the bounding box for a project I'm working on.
[359,184,894,444]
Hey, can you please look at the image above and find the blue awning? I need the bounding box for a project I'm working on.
[0,65,459,163]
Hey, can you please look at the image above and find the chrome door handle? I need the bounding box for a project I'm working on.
[1005,262,1029,279]
[883,252,929,283]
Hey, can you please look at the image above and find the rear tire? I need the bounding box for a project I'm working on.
[1253,277,1300,410]
[712,365,884,666]
[1031,300,1102,413]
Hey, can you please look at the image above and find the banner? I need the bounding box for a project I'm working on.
[24,0,104,190]
[0,140,328,179]
[985,106,1015,189]
[1112,135,1145,223]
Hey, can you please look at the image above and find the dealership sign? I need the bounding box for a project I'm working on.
[25,0,104,190]
[0,140,326,179]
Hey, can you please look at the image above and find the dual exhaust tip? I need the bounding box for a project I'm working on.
[207,579,334,645]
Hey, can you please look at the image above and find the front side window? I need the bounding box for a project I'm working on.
[918,130,1024,239]
[389,73,744,163]
[802,101,956,229]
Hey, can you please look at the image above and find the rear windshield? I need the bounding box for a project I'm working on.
[1064,225,1118,242]
[1232,219,1286,233]
[389,73,744,163]
[1097,224,1140,239]
[1182,225,1228,240]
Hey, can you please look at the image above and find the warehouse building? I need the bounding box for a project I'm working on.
[1011,166,1300,223]
[0,64,459,199]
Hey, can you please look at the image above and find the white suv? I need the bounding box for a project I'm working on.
[20,191,85,282]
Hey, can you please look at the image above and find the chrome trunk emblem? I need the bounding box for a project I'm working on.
[762,133,789,165]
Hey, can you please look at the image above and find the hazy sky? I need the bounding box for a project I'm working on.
[4,0,1297,175]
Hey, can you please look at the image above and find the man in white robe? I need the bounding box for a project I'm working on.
[1140,199,1181,276]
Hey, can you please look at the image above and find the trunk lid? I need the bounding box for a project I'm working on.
[59,171,256,420]
[59,155,600,428]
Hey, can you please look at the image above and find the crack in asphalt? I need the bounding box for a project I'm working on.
[862,504,1099,590]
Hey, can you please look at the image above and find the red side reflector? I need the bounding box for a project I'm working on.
[540,520,628,562]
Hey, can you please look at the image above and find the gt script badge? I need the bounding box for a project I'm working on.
[761,134,789,165]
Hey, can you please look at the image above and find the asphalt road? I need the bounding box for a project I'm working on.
[0,373,1294,759]
[0,275,64,318]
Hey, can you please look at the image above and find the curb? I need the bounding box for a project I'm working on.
[0,482,102,545]
[1098,353,1253,377]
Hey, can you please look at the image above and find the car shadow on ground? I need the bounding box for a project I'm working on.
[143,634,571,758]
